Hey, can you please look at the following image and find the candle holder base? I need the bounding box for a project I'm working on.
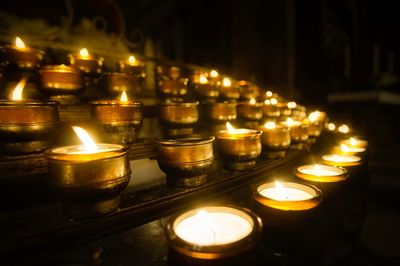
[49,95,80,105]
[289,143,304,150]
[0,140,51,155]
[163,127,194,137]
[262,150,286,159]
[63,196,121,219]
[225,160,256,171]
[98,122,140,144]
[166,174,207,188]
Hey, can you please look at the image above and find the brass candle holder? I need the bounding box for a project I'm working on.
[166,205,262,264]
[321,154,363,168]
[157,136,215,188]
[277,102,292,117]
[47,126,130,218]
[216,123,262,171]
[306,111,326,139]
[102,72,142,98]
[156,78,189,101]
[0,37,44,70]
[218,77,240,101]
[155,65,183,79]
[91,94,142,144]
[333,144,367,156]
[192,74,219,103]
[262,98,280,118]
[238,81,260,101]
[237,99,263,121]
[339,137,368,148]
[295,164,349,183]
[279,118,308,150]
[69,48,104,75]
[291,104,307,120]
[202,102,237,132]
[117,55,145,76]
[39,65,83,104]
[158,101,199,137]
[258,122,291,159]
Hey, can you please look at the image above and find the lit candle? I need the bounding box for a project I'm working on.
[69,48,103,74]
[253,181,322,211]
[192,74,219,101]
[208,69,219,82]
[259,122,290,158]
[306,111,324,137]
[237,99,263,122]
[216,122,262,170]
[167,206,262,259]
[334,143,366,155]
[47,126,130,217]
[327,122,336,131]
[117,55,145,76]
[262,98,280,117]
[219,77,240,100]
[0,79,59,154]
[338,124,350,134]
[321,154,362,167]
[339,137,368,148]
[279,118,308,147]
[295,164,348,182]
[0,36,44,70]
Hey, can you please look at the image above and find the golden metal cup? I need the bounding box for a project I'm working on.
[237,102,263,121]
[69,53,104,75]
[156,78,189,101]
[258,124,290,159]
[102,72,142,98]
[1,45,44,70]
[158,101,199,136]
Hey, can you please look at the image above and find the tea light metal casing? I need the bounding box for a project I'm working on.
[1,45,44,70]
[157,136,215,188]
[166,205,262,260]
[158,101,199,137]
[0,100,59,154]
[294,164,349,183]
[47,144,130,218]
[216,129,262,171]
[91,100,142,144]
[258,124,291,159]
[39,65,83,104]
[321,154,363,167]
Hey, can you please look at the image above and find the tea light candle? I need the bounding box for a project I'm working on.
[0,36,44,70]
[295,164,348,183]
[47,126,130,217]
[219,77,240,100]
[208,69,219,83]
[253,181,322,211]
[0,78,59,154]
[117,55,145,76]
[91,91,142,144]
[279,118,308,146]
[322,154,363,167]
[237,99,263,121]
[216,122,262,170]
[192,74,219,101]
[334,144,366,155]
[69,48,103,74]
[338,124,350,134]
[262,98,280,117]
[259,122,290,156]
[306,111,324,137]
[339,137,368,148]
[167,206,262,259]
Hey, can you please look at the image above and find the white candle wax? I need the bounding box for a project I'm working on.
[259,187,313,201]
[323,154,361,163]
[297,164,345,176]
[174,209,253,246]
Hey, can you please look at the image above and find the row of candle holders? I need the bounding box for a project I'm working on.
[165,135,368,265]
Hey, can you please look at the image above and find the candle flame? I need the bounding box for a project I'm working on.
[308,111,320,122]
[264,121,276,129]
[199,74,208,84]
[195,210,217,244]
[332,154,342,162]
[249,98,256,105]
[264,99,271,105]
[209,69,219,78]
[313,164,323,176]
[328,123,336,131]
[287,101,297,109]
[285,117,296,127]
[72,126,99,153]
[275,181,288,200]
[349,137,357,146]
[338,124,350,134]
[270,98,278,105]
[340,144,350,152]
[10,78,27,100]
[128,55,136,64]
[120,91,128,102]
[222,77,231,87]
[15,37,25,49]
[226,121,236,133]
[79,48,89,57]
[266,91,273,97]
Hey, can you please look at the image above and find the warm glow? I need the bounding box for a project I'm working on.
[128,55,136,64]
[226,121,236,133]
[120,91,128,102]
[222,77,231,87]
[275,181,288,201]
[338,124,350,134]
[266,91,273,97]
[349,137,357,146]
[72,126,99,153]
[328,123,336,131]
[195,210,217,244]
[287,101,297,109]
[264,121,276,130]
[308,111,321,122]
[10,78,27,100]
[15,37,25,49]
[79,48,89,57]
[264,99,271,105]
[249,98,257,105]
[340,144,350,152]
[209,69,219,78]
[270,98,278,105]
[199,74,208,84]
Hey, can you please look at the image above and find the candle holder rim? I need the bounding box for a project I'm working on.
[90,99,142,106]
[237,101,263,107]
[253,181,323,202]
[1,45,44,54]
[203,101,237,107]
[69,53,103,61]
[158,101,199,107]
[166,205,262,259]
[216,129,262,138]
[321,154,363,166]
[294,164,349,182]
[0,99,59,106]
[39,65,80,73]
[158,135,215,146]
[47,143,128,160]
